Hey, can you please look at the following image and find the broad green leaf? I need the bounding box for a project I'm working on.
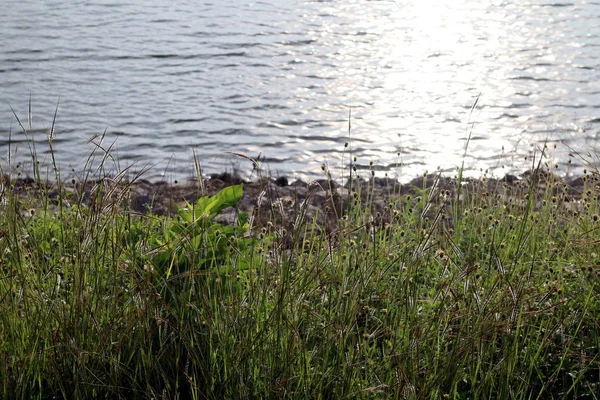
[193,197,213,220]
[202,184,243,218]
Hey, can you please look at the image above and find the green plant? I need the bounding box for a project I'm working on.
[150,184,251,274]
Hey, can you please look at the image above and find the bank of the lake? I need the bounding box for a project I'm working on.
[1,165,599,398]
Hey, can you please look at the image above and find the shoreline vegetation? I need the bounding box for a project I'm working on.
[6,165,599,220]
[1,146,600,398]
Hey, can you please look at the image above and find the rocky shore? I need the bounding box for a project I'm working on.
[3,168,597,233]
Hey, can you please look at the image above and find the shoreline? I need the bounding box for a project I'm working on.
[3,169,595,228]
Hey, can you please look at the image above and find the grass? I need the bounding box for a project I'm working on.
[1,115,599,399]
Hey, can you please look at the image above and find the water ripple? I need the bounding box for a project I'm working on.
[0,0,599,181]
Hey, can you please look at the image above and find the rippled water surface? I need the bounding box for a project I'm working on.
[1,0,599,181]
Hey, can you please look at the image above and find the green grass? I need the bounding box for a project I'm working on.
[1,119,599,398]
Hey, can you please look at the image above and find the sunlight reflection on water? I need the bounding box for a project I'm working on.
[0,0,598,181]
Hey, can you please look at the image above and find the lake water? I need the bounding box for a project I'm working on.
[1,0,599,182]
